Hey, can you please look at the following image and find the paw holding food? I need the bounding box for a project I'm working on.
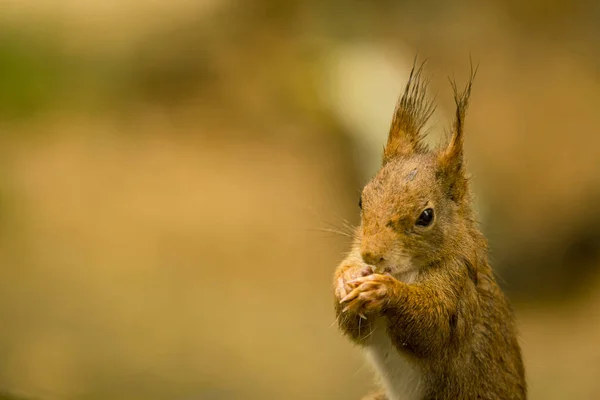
[340,273,400,316]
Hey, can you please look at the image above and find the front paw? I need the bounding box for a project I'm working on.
[334,265,373,304]
[340,274,402,316]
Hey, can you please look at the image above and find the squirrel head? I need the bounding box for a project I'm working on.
[359,61,477,279]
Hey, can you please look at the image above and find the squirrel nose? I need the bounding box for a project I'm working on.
[361,251,385,266]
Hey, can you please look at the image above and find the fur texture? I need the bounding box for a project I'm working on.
[333,60,526,400]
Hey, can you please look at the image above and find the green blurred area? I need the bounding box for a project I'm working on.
[0,25,65,119]
[0,1,599,399]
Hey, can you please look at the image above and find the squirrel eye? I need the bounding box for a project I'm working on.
[416,208,434,227]
[358,197,363,210]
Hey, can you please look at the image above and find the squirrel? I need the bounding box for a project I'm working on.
[332,61,526,400]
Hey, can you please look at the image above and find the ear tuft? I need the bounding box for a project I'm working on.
[383,58,436,164]
[438,60,478,202]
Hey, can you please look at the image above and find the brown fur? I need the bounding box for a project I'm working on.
[333,61,526,399]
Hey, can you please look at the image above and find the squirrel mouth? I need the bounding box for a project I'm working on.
[373,265,393,275]
[376,265,416,279]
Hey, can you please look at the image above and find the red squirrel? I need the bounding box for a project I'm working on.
[332,61,526,400]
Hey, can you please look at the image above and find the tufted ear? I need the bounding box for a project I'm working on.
[437,63,477,202]
[383,59,436,164]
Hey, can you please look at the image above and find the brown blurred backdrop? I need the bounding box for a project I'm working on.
[0,0,599,399]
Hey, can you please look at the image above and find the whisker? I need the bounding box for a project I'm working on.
[328,212,358,231]
[329,314,340,328]
[341,220,357,234]
[312,227,352,238]
[358,314,362,337]
[325,218,355,235]
[360,327,374,341]
[306,208,358,241]
[353,360,369,377]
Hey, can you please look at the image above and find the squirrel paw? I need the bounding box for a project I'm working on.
[340,274,400,316]
[335,265,373,319]
[334,265,373,302]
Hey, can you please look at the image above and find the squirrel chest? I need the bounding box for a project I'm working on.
[366,318,423,400]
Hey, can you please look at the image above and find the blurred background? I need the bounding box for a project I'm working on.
[0,0,599,399]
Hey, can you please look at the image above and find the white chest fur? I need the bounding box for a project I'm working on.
[365,319,423,400]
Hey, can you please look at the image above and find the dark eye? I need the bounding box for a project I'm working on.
[416,208,434,227]
[358,197,363,210]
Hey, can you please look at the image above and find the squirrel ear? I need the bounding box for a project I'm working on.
[383,59,436,164]
[437,63,477,202]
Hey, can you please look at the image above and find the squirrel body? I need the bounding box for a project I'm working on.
[333,62,526,400]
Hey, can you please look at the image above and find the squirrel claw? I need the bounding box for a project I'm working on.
[340,290,359,304]
[340,274,399,315]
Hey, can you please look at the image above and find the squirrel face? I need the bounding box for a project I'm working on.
[359,153,459,278]
[358,61,476,280]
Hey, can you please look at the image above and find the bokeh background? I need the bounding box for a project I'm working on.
[0,0,599,399]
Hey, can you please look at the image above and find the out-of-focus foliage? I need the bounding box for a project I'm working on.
[0,26,66,119]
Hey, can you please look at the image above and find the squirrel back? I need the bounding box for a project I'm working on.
[333,61,526,400]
